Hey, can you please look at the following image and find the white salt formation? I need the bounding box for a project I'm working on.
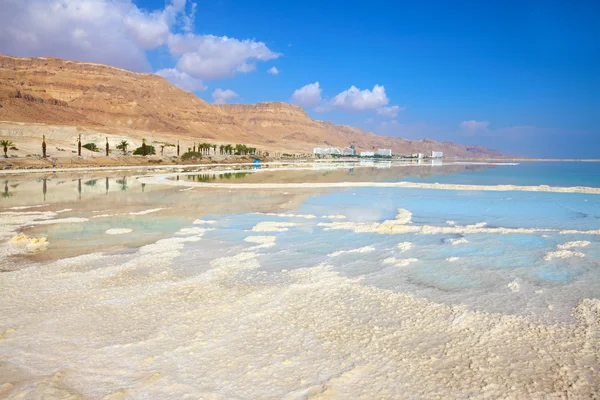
[252,221,296,232]
[397,242,414,252]
[105,228,134,235]
[328,246,376,257]
[544,250,585,261]
[383,257,419,267]
[446,237,469,245]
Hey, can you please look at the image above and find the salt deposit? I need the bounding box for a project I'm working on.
[507,280,521,292]
[544,250,586,261]
[446,237,469,245]
[105,228,134,235]
[383,257,419,267]
[446,257,459,262]
[397,242,414,252]
[139,172,600,195]
[328,246,376,257]
[252,221,296,232]
[128,208,165,216]
[557,241,591,250]
[192,219,217,225]
[244,235,277,249]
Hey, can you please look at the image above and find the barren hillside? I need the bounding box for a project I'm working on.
[0,54,500,157]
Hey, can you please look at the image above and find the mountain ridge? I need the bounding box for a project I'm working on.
[0,54,501,157]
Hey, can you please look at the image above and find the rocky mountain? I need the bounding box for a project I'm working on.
[0,54,501,157]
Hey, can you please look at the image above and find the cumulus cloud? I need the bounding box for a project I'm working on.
[0,0,195,72]
[168,34,280,80]
[291,82,322,107]
[156,68,206,92]
[376,105,405,118]
[331,85,389,112]
[0,0,279,85]
[212,88,239,104]
[459,120,490,132]
[267,66,279,75]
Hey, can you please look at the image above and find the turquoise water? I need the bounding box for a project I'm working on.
[400,161,600,187]
[2,161,599,322]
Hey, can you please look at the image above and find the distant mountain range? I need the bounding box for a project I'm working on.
[0,54,501,157]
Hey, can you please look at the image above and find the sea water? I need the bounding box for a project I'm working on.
[0,161,599,399]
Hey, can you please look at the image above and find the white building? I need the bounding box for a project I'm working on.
[360,151,375,157]
[431,151,443,158]
[314,147,342,155]
[342,147,356,156]
[376,149,392,157]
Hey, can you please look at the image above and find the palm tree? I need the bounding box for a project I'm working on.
[213,144,217,155]
[105,137,109,156]
[219,144,224,155]
[42,135,47,158]
[0,140,14,158]
[77,134,82,156]
[116,140,129,155]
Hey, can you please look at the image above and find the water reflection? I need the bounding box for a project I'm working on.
[185,172,253,182]
[2,180,13,198]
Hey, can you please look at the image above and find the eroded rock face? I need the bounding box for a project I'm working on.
[0,54,501,156]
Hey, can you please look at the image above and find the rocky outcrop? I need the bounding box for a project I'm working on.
[0,54,501,157]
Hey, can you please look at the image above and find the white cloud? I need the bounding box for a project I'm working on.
[156,68,206,92]
[331,85,389,112]
[291,82,322,107]
[169,33,280,80]
[212,88,239,104]
[267,66,279,75]
[0,0,195,72]
[0,0,278,84]
[376,105,405,118]
[459,120,490,132]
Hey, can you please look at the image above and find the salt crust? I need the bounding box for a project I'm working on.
[244,235,277,249]
[105,229,133,235]
[397,242,413,252]
[446,237,469,245]
[8,234,49,253]
[328,246,375,257]
[383,257,419,267]
[139,172,600,195]
[192,219,217,225]
[557,241,591,250]
[318,219,600,236]
[0,233,599,398]
[544,250,585,261]
[507,280,521,292]
[446,257,460,262]
[252,221,296,232]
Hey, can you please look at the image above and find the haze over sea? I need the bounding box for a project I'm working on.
[1,160,599,398]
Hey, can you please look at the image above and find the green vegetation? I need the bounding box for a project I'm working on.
[0,140,15,158]
[83,143,99,152]
[116,140,129,155]
[181,151,202,161]
[133,145,156,155]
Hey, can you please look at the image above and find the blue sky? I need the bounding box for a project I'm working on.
[1,0,598,157]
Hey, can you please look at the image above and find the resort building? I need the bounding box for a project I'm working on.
[342,146,356,156]
[431,151,443,158]
[313,147,342,155]
[360,151,375,157]
[376,149,392,157]
[411,153,425,159]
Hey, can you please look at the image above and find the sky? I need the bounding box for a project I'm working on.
[0,0,598,157]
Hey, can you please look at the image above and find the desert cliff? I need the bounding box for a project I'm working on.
[0,54,500,157]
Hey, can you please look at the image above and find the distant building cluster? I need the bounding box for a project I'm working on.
[376,149,392,157]
[313,147,341,155]
[431,151,443,158]
[360,151,375,157]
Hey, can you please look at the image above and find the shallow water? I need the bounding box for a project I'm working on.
[1,161,599,399]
